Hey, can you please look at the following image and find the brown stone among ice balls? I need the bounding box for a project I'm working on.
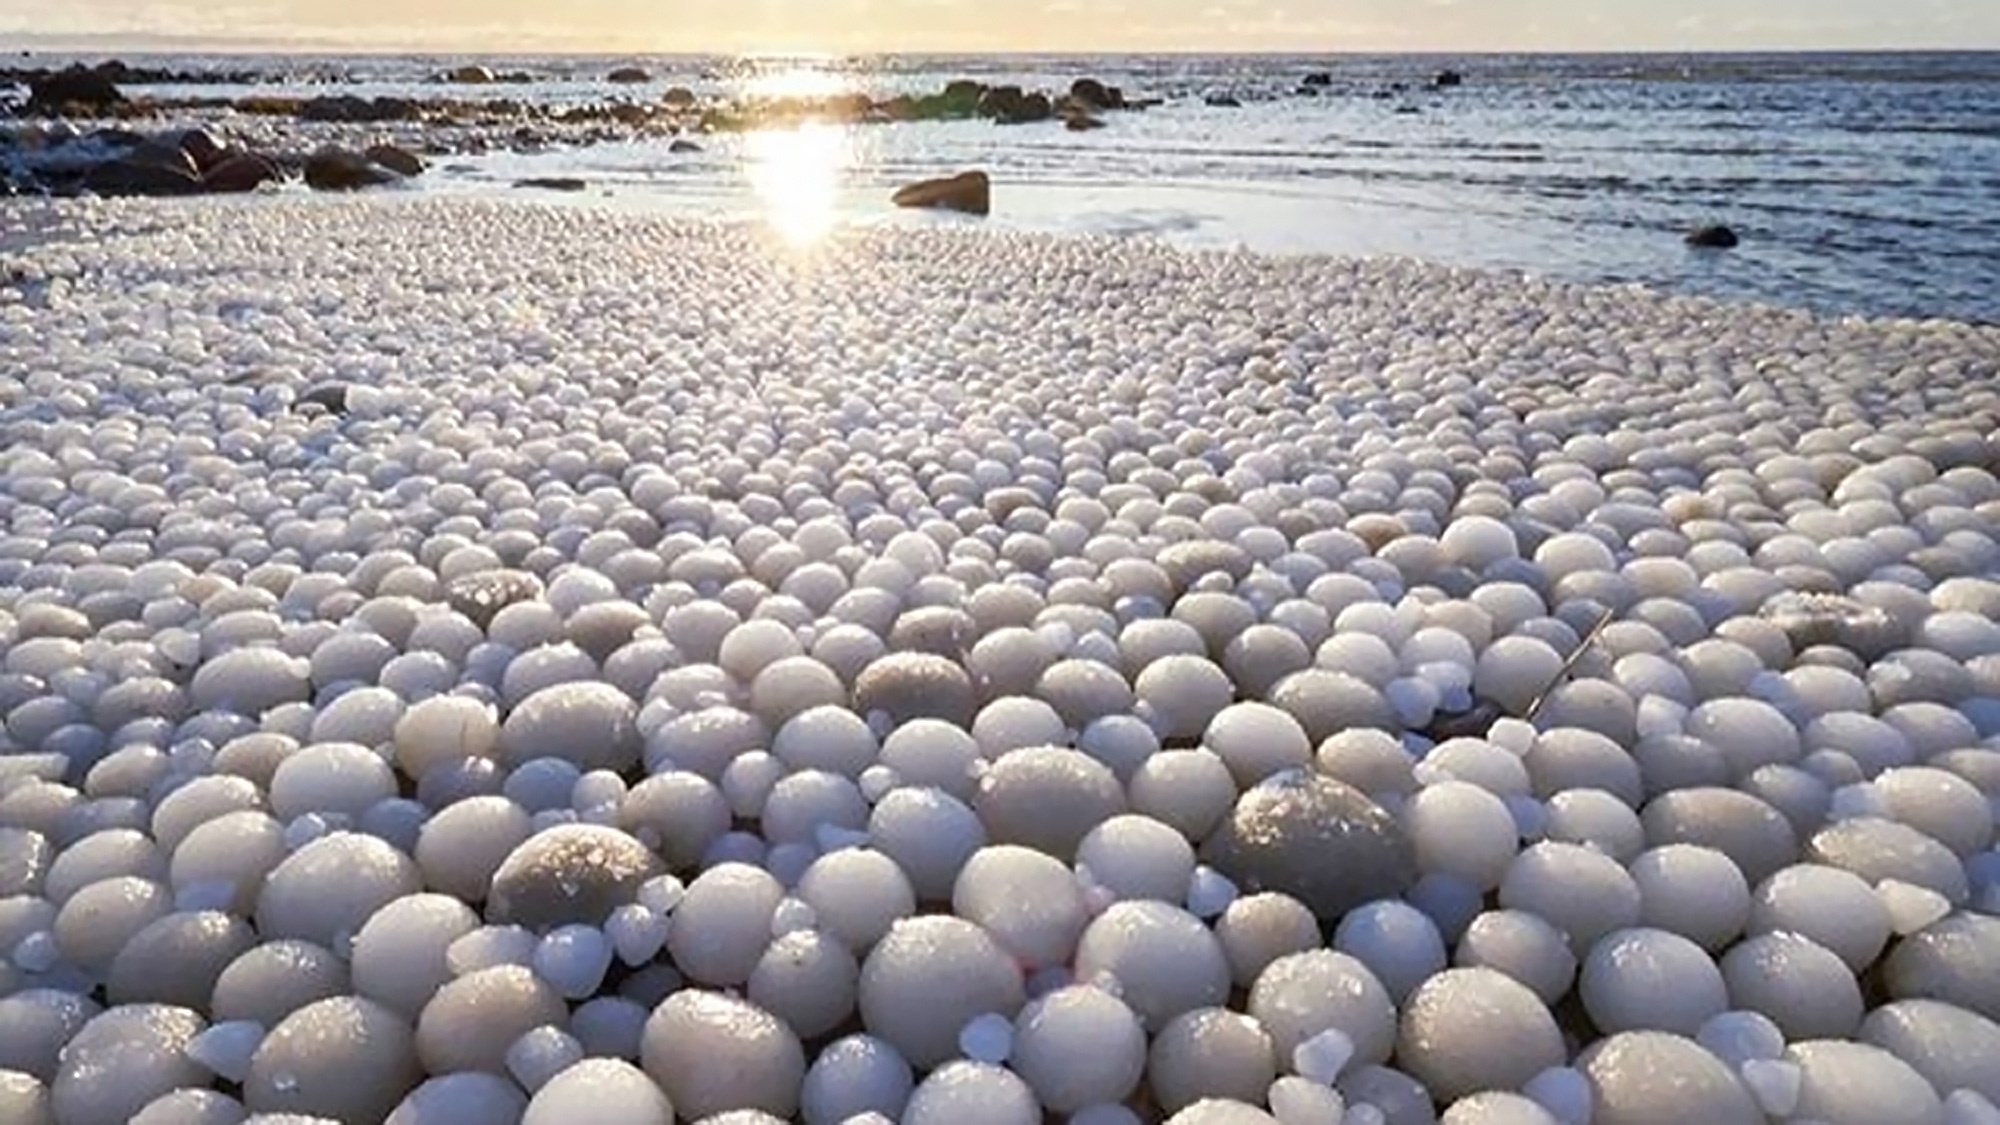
[852,652,977,727]
[487,824,663,930]
[1201,771,1415,921]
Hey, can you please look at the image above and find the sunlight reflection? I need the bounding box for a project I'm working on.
[744,121,852,247]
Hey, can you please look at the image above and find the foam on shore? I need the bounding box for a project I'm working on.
[1,196,1998,1125]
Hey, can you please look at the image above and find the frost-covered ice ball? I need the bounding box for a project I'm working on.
[1786,1039,1943,1125]
[1805,817,1969,904]
[257,833,421,949]
[859,916,1024,1067]
[50,1004,208,1125]
[52,876,172,974]
[414,796,533,903]
[1135,655,1236,741]
[1036,658,1137,730]
[621,772,730,872]
[642,991,804,1119]
[1202,703,1312,789]
[903,1061,1039,1125]
[1872,766,1994,857]
[1247,950,1396,1069]
[499,682,641,773]
[1860,999,2000,1105]
[867,787,986,902]
[1576,1032,1761,1125]
[665,862,782,986]
[524,1058,672,1125]
[799,1034,913,1125]
[1147,1008,1277,1113]
[953,845,1088,969]
[1163,1100,1281,1125]
[1639,788,1799,886]
[385,1072,528,1125]
[0,990,98,1082]
[1498,841,1642,952]
[853,653,976,727]
[1439,1091,1560,1125]
[349,894,479,1017]
[1883,912,2000,1021]
[1579,928,1728,1036]
[1202,771,1414,921]
[130,1088,245,1125]
[1128,749,1237,841]
[1454,909,1577,1005]
[1397,967,1565,1102]
[794,848,915,953]
[1267,670,1396,741]
[1213,892,1319,989]
[105,910,256,1009]
[190,649,310,717]
[877,721,983,800]
[393,696,500,782]
[1011,985,1147,1112]
[747,929,859,1040]
[244,996,421,1124]
[1719,931,1864,1039]
[1747,863,1892,972]
[1074,901,1231,1031]
[211,940,350,1029]
[1076,815,1197,904]
[1627,844,1750,952]
[487,824,662,930]
[416,965,567,1075]
[974,746,1126,862]
[1401,781,1519,892]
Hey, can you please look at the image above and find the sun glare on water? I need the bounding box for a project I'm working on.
[738,63,860,246]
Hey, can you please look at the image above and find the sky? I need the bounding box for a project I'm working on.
[3,0,1995,53]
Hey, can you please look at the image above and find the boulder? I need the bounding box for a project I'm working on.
[1064,111,1107,132]
[125,139,201,179]
[943,79,986,103]
[1204,92,1243,108]
[447,65,497,84]
[27,64,127,116]
[514,177,589,192]
[1201,771,1416,921]
[661,86,698,109]
[1302,71,1334,87]
[668,138,702,153]
[303,147,399,192]
[1069,77,1122,111]
[977,85,1053,124]
[1434,69,1464,88]
[80,158,201,197]
[364,143,425,177]
[607,66,651,84]
[891,170,991,217]
[203,152,284,193]
[1686,224,1740,249]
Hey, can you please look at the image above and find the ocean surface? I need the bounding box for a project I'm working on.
[15,50,2000,324]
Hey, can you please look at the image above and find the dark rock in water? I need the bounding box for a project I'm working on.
[941,79,986,106]
[295,383,350,414]
[364,143,425,177]
[1202,771,1417,921]
[487,824,663,930]
[891,169,991,217]
[661,86,698,109]
[202,152,284,193]
[1204,92,1242,108]
[445,568,545,629]
[1069,77,1123,111]
[83,126,150,149]
[303,147,399,191]
[1686,223,1740,249]
[853,652,977,726]
[1434,69,1465,88]
[80,158,201,197]
[977,85,1053,124]
[514,177,589,192]
[447,64,497,84]
[171,128,228,173]
[27,64,127,116]
[668,138,702,153]
[607,66,651,84]
[299,94,419,123]
[1303,71,1334,87]
[1064,111,1107,132]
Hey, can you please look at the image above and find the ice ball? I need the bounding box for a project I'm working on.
[1576,1032,1761,1125]
[641,991,803,1119]
[1202,771,1415,921]
[902,1061,1039,1125]
[416,965,567,1075]
[1579,928,1728,1036]
[1397,967,1565,1102]
[858,916,1025,1068]
[487,824,662,930]
[974,746,1126,862]
[244,996,421,1124]
[1247,951,1397,1070]
[50,1005,208,1125]
[525,1058,671,1125]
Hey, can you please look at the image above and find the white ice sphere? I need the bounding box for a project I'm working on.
[1074,901,1231,1032]
[1010,985,1147,1112]
[1163,1101,1282,1125]
[524,1058,671,1125]
[1498,841,1643,952]
[413,796,531,903]
[1787,1039,1943,1125]
[1333,900,1447,1003]
[1579,928,1729,1036]
[1884,912,2000,1019]
[1440,1091,1560,1125]
[794,848,916,953]
[858,916,1025,1068]
[1135,655,1236,741]
[772,706,881,778]
[747,929,860,1040]
[256,833,421,949]
[1397,968,1565,1102]
[386,1073,529,1125]
[974,746,1126,862]
[53,876,173,974]
[0,990,99,1082]
[1696,1009,1787,1069]
[1473,637,1565,716]
[210,941,349,1030]
[1268,1077,1344,1125]
[1214,892,1319,988]
[416,965,568,1075]
[799,1035,914,1125]
[605,904,671,966]
[1861,999,2000,1106]
[1148,1008,1278,1113]
[191,648,310,717]
[244,996,422,1124]
[1441,516,1520,570]
[49,1005,209,1125]
[867,788,986,902]
[1076,815,1198,904]
[1719,932,1864,1039]
[1521,1065,1591,1125]
[507,1024,586,1092]
[350,893,479,1018]
[952,845,1088,972]
[903,1062,1039,1125]
[1747,863,1893,972]
[392,696,501,782]
[876,721,982,801]
[1577,1032,1761,1125]
[500,682,642,774]
[1627,845,1751,952]
[972,697,1069,758]
[1202,703,1313,789]
[621,772,731,871]
[1128,750,1237,842]
[1078,715,1162,783]
[130,1088,246,1125]
[641,990,804,1119]
[534,924,615,999]
[1247,951,1397,1070]
[270,741,397,823]
[1872,767,1994,857]
[188,1019,266,1083]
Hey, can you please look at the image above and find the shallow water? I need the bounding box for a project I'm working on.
[12,50,2000,322]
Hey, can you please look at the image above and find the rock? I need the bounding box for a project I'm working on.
[1070,78,1123,111]
[891,170,991,217]
[488,824,664,930]
[1302,71,1334,87]
[1434,69,1465,88]
[202,152,284,193]
[27,64,126,116]
[444,569,545,629]
[1204,93,1243,108]
[1686,224,1741,249]
[124,139,201,179]
[448,64,497,84]
[668,138,702,153]
[295,383,350,415]
[79,158,200,197]
[514,177,589,192]
[608,66,651,84]
[977,85,1053,125]
[1064,112,1107,132]
[662,86,698,109]
[298,95,417,123]
[171,128,228,172]
[303,147,399,192]
[365,143,425,177]
[1202,771,1417,921]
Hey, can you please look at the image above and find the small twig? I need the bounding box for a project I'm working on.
[1523,606,1617,723]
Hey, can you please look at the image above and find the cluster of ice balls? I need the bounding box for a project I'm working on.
[0,196,1998,1125]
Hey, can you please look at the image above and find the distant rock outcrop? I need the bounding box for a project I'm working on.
[1434,69,1465,88]
[447,65,497,84]
[1686,224,1741,249]
[27,64,128,116]
[891,170,991,216]
[303,147,401,192]
[607,67,651,84]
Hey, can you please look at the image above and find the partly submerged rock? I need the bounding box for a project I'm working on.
[1202,770,1416,921]
[365,143,425,177]
[447,64,498,84]
[203,152,285,193]
[79,158,201,197]
[1069,77,1123,111]
[487,824,663,929]
[27,65,128,116]
[303,147,400,192]
[514,177,589,192]
[891,170,991,217]
[1686,224,1741,249]
[608,66,652,84]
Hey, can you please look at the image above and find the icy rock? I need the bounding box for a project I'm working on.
[487,824,664,930]
[641,991,804,1119]
[1201,771,1415,921]
[524,1058,672,1125]
[243,996,421,1125]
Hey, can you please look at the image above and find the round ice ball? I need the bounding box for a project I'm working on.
[1747,863,1892,972]
[953,845,1088,970]
[1498,841,1642,952]
[877,720,982,801]
[1247,950,1396,1070]
[1883,912,2000,1022]
[1201,703,1312,789]
[1074,901,1231,1032]
[386,1072,529,1125]
[902,1061,1039,1125]
[666,863,783,986]
[853,653,976,727]
[416,965,567,1075]
[130,1088,245,1125]
[858,916,1025,1068]
[244,996,422,1125]
[393,696,499,782]
[1135,655,1237,741]
[1334,900,1446,1005]
[1786,1039,1943,1125]
[1163,1100,1281,1125]
[867,787,985,902]
[1076,815,1197,904]
[799,1034,913,1125]
[1128,749,1237,842]
[1401,780,1518,892]
[1628,844,1750,952]
[793,848,915,954]
[1579,928,1728,1036]
[0,989,98,1082]
[414,796,532,903]
[50,1005,208,1125]
[349,893,480,1018]
[0,1070,50,1125]
[524,1058,672,1125]
[747,929,859,1040]
[1148,1008,1277,1113]
[487,824,662,930]
[642,991,803,1120]
[53,876,173,974]
[1454,909,1577,1005]
[973,746,1126,862]
[1202,772,1414,922]
[211,940,350,1029]
[1860,999,2000,1106]
[499,682,641,773]
[1719,931,1864,1040]
[1398,967,1565,1103]
[105,910,256,1009]
[1439,1091,1560,1124]
[1011,985,1147,1113]
[1576,1032,1761,1125]
[256,833,421,949]
[1213,892,1319,989]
